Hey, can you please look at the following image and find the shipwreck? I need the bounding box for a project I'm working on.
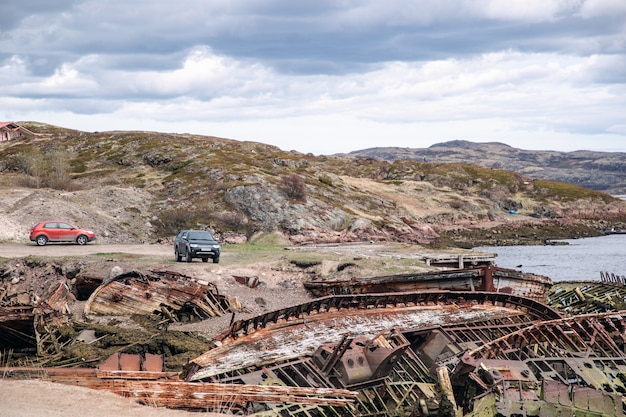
[304,265,553,302]
[176,290,626,416]
[4,258,626,416]
[84,269,231,321]
[0,267,231,357]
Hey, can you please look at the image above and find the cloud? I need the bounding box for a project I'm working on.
[0,1,625,154]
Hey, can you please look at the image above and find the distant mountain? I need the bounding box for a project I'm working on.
[344,141,626,195]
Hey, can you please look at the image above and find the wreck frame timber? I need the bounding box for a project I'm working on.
[548,279,626,315]
[84,270,231,321]
[0,307,35,349]
[0,281,73,353]
[452,311,626,415]
[212,290,561,344]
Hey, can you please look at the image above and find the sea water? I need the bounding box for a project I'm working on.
[477,234,626,282]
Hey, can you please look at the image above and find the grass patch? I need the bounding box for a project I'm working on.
[247,232,291,247]
[287,252,325,268]
[531,179,617,203]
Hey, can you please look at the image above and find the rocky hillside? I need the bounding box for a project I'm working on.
[345,140,626,195]
[1,123,625,247]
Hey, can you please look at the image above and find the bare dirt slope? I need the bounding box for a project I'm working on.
[0,185,156,244]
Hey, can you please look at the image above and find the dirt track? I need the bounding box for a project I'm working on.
[0,242,173,259]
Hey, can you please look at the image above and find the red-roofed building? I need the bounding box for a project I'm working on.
[0,122,34,141]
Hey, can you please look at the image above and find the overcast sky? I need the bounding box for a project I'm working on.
[1,1,625,155]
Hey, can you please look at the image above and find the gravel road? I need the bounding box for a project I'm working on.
[0,242,173,259]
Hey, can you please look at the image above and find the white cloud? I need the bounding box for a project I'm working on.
[483,0,565,22]
[1,1,625,155]
[580,0,626,17]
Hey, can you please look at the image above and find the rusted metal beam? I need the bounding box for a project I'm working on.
[101,380,358,408]
[0,366,357,410]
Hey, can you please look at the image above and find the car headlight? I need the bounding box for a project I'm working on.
[213,245,220,249]
[190,243,199,248]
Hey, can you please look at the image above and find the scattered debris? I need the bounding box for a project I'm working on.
[233,274,260,288]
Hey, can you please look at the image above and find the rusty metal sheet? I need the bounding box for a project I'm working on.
[98,352,165,373]
[118,353,141,371]
[143,353,164,372]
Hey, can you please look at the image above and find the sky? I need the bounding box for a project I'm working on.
[1,1,626,155]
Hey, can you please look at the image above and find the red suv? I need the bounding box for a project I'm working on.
[29,221,96,246]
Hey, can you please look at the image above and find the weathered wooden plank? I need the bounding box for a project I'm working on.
[84,270,229,320]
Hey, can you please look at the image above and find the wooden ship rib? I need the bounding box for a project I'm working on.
[84,270,231,320]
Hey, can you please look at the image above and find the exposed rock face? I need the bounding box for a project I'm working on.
[225,184,284,231]
[345,141,626,195]
[225,181,442,245]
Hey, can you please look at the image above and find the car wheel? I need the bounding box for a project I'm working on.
[175,249,182,262]
[202,257,208,263]
[76,235,88,245]
[213,256,220,264]
[36,235,48,246]
[186,251,193,263]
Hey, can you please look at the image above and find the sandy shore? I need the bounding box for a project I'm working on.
[0,379,213,417]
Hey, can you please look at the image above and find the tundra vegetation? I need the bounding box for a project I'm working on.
[0,121,625,247]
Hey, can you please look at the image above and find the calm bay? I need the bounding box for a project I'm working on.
[477,234,626,282]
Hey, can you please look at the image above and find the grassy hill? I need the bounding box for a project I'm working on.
[1,122,625,247]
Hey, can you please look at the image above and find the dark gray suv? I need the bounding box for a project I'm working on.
[174,230,221,263]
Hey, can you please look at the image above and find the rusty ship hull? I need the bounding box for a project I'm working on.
[180,290,626,416]
[304,265,553,302]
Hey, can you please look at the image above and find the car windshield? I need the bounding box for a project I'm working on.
[188,231,214,241]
